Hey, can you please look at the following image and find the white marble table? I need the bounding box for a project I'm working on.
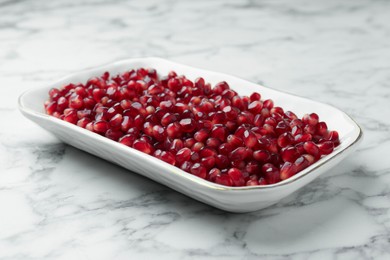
[1,0,389,259]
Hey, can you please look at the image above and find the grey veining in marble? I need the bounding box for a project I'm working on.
[1,0,390,259]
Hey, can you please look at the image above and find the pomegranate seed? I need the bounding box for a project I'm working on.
[227,168,245,186]
[248,101,263,114]
[190,163,207,179]
[281,146,300,162]
[119,134,136,147]
[152,125,166,141]
[215,154,229,169]
[303,113,319,126]
[253,150,270,162]
[280,162,297,180]
[194,129,210,143]
[246,161,261,174]
[318,141,334,155]
[294,156,310,172]
[277,132,294,148]
[166,122,182,138]
[250,92,261,101]
[303,141,320,159]
[179,118,196,133]
[243,130,257,148]
[133,139,154,154]
[206,138,222,149]
[169,139,184,153]
[208,168,221,182]
[105,129,123,141]
[176,148,192,164]
[229,147,247,161]
[211,125,228,142]
[215,174,233,186]
[77,118,91,128]
[180,161,193,172]
[159,151,176,165]
[262,163,280,184]
[201,156,216,169]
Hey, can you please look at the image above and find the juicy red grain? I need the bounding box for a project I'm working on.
[45,68,340,187]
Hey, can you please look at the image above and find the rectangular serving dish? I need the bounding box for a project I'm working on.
[18,57,363,212]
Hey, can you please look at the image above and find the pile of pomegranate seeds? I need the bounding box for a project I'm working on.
[44,68,340,187]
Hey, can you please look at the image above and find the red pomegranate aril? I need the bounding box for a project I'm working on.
[302,154,315,165]
[291,125,303,136]
[152,125,166,141]
[180,161,193,172]
[176,148,192,164]
[262,163,280,184]
[166,122,182,138]
[215,174,233,186]
[277,132,294,148]
[243,130,257,148]
[295,133,312,143]
[248,101,263,114]
[227,168,245,186]
[190,163,207,179]
[246,161,261,174]
[201,156,216,169]
[77,118,91,128]
[105,129,123,141]
[284,111,298,120]
[227,135,243,148]
[253,150,270,162]
[159,151,176,165]
[206,138,222,149]
[317,122,328,136]
[304,124,317,135]
[190,152,200,162]
[246,179,259,186]
[69,95,84,109]
[208,168,221,182]
[218,143,234,155]
[192,142,205,152]
[109,114,123,129]
[294,156,310,172]
[46,67,340,187]
[303,113,319,126]
[211,125,228,142]
[179,118,196,133]
[318,141,334,155]
[119,134,136,147]
[231,160,246,169]
[133,139,154,154]
[161,113,177,127]
[199,147,216,158]
[328,131,340,145]
[281,146,300,162]
[258,178,268,185]
[93,120,109,134]
[229,147,247,161]
[215,154,229,169]
[280,162,298,180]
[263,99,274,109]
[121,116,133,132]
[46,101,57,115]
[194,129,210,143]
[169,139,184,152]
[250,92,261,102]
[303,141,320,159]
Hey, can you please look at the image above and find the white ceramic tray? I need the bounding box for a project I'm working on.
[18,57,363,212]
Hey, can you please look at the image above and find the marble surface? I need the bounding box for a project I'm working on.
[1,0,390,259]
